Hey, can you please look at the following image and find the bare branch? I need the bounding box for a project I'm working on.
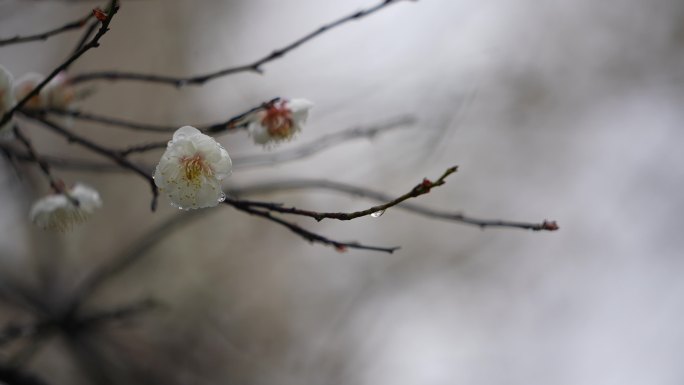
[0,0,119,129]
[227,201,400,253]
[228,178,560,231]
[35,97,280,134]
[117,115,413,163]
[0,11,94,47]
[12,125,69,195]
[70,0,414,87]
[225,166,458,222]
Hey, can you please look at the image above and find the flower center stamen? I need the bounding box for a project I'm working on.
[262,105,293,138]
[181,154,211,182]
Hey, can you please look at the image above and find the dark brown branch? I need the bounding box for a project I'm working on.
[12,125,68,195]
[37,97,279,135]
[225,166,458,222]
[232,116,415,169]
[227,201,400,253]
[0,0,119,129]
[70,0,413,87]
[228,178,560,231]
[24,114,159,211]
[71,20,100,55]
[0,12,94,47]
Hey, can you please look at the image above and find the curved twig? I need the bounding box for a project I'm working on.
[228,178,560,231]
[70,0,414,87]
[0,12,93,47]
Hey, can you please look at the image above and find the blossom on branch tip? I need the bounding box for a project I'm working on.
[248,98,313,146]
[29,183,102,232]
[0,65,15,136]
[154,126,232,210]
[14,72,76,110]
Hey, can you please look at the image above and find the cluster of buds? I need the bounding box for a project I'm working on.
[13,71,76,110]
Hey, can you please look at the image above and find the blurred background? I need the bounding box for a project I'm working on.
[1,0,683,384]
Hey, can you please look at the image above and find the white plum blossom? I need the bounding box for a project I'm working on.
[154,126,232,210]
[13,72,76,110]
[29,183,103,232]
[0,65,15,136]
[248,98,313,146]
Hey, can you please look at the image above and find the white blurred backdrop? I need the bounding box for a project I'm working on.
[1,0,683,384]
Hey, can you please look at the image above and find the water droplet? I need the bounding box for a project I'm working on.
[217,192,226,203]
[370,209,385,218]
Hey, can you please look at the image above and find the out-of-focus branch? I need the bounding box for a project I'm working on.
[71,299,159,330]
[0,143,135,172]
[36,97,279,134]
[70,0,414,87]
[12,125,70,197]
[225,166,458,222]
[69,211,206,310]
[0,11,94,47]
[0,0,119,128]
[0,323,43,348]
[117,115,413,162]
[24,114,159,211]
[228,178,560,231]
[232,115,415,169]
[227,201,400,253]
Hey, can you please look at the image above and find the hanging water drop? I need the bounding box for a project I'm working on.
[217,192,226,203]
[370,209,385,218]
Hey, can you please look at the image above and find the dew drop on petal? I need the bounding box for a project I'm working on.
[370,209,385,218]
[217,192,226,203]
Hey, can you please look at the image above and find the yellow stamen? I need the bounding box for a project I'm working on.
[181,154,211,182]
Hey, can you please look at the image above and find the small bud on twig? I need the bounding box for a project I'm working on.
[93,8,108,22]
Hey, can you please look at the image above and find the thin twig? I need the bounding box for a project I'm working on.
[24,114,159,211]
[0,0,119,129]
[232,115,415,169]
[36,97,279,135]
[0,12,94,47]
[228,178,560,231]
[71,0,413,87]
[227,201,400,253]
[12,125,69,196]
[225,166,458,222]
[71,20,100,55]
